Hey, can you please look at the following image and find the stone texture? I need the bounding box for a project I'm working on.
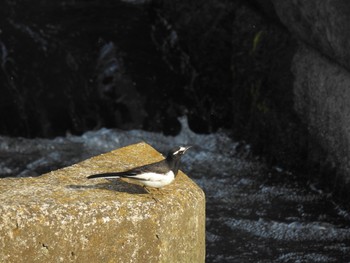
[271,0,350,71]
[0,142,205,263]
[293,45,350,183]
[267,0,350,188]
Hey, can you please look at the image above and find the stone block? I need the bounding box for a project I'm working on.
[0,142,205,262]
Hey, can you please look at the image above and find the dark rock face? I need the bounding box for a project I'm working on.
[272,0,350,71]
[153,0,306,167]
[293,45,350,186]
[269,0,350,192]
[1,0,306,169]
[0,1,178,137]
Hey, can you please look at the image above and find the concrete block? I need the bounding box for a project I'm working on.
[0,142,205,262]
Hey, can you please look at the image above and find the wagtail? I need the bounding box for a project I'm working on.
[87,146,191,188]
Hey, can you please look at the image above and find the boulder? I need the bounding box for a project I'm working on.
[271,0,350,71]
[293,45,350,184]
[0,142,205,262]
[268,0,350,188]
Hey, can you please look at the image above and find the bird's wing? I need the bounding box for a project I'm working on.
[117,160,170,181]
[87,160,169,181]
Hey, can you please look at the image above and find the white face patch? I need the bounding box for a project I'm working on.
[173,146,188,155]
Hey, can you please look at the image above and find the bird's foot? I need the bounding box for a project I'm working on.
[143,186,160,203]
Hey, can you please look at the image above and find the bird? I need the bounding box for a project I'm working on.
[87,146,191,188]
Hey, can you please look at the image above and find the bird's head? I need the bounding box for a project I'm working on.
[166,146,191,160]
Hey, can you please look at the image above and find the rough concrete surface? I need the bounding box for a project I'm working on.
[293,45,350,183]
[0,142,205,263]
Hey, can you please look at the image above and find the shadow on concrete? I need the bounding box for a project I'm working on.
[67,179,149,194]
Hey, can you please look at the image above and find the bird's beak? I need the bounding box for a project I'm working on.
[183,146,192,152]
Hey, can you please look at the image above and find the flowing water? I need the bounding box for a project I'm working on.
[1,117,350,262]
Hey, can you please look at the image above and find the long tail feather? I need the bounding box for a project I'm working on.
[87,172,122,179]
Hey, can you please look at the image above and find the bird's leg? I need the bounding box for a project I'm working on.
[143,185,151,194]
[155,187,164,196]
[143,186,159,203]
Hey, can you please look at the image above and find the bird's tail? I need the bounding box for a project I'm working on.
[87,172,122,179]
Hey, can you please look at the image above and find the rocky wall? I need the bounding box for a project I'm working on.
[270,0,350,189]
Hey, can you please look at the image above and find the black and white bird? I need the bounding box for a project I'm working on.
[87,146,191,188]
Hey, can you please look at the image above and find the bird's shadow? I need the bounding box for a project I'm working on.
[67,179,149,194]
